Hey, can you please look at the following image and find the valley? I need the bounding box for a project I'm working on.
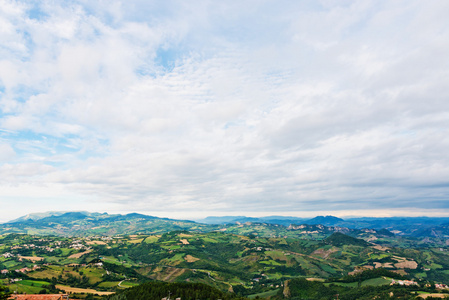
[2,213,449,299]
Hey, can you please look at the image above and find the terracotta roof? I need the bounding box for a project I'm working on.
[8,295,74,300]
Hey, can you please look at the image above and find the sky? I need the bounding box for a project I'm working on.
[1,0,449,222]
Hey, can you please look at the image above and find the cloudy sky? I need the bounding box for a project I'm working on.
[0,0,448,222]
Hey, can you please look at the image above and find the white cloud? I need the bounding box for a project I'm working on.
[1,0,449,221]
[0,143,15,161]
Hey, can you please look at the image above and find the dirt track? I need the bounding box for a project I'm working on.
[68,249,92,259]
[56,284,114,295]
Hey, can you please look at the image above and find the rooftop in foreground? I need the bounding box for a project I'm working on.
[8,295,78,300]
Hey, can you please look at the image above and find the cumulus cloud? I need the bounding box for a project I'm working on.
[0,0,449,221]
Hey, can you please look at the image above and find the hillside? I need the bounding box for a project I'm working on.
[104,281,245,300]
[2,229,449,298]
[324,232,369,247]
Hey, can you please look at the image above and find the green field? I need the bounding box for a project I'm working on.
[328,277,391,288]
[7,279,50,294]
[1,225,449,298]
[98,281,120,288]
[248,288,279,299]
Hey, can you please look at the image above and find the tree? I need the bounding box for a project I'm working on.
[0,285,11,300]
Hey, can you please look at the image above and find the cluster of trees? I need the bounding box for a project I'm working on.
[232,278,284,297]
[103,277,444,300]
[271,277,439,300]
[324,232,369,247]
[102,262,143,280]
[104,282,246,300]
[0,285,10,300]
[53,273,90,287]
[40,283,62,294]
[0,270,29,280]
[271,264,305,276]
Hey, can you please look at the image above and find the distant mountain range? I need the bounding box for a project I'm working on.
[0,211,209,236]
[6,211,104,223]
[2,211,449,239]
[198,214,449,233]
[198,215,308,226]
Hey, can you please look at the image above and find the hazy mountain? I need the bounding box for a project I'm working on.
[198,216,249,224]
[6,211,105,224]
[0,211,210,236]
[304,215,345,226]
[7,211,77,223]
[198,215,307,226]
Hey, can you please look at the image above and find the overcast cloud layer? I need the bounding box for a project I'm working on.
[1,0,449,222]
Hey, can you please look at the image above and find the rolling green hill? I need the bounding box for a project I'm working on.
[2,213,449,299]
[2,229,449,298]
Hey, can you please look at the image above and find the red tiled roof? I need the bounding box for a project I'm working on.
[8,295,74,300]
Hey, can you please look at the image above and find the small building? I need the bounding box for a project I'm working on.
[8,295,73,300]
[391,279,418,286]
[15,267,30,273]
[436,283,449,289]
